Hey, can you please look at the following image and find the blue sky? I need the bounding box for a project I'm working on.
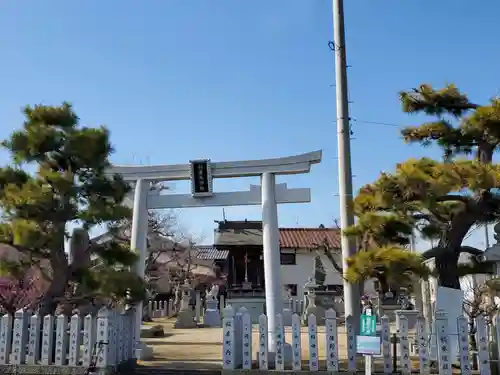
[0,1,499,248]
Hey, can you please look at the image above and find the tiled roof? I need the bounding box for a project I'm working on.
[279,228,341,249]
[195,246,229,260]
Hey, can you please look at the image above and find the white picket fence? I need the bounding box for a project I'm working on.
[147,297,207,321]
[148,295,303,322]
[0,307,135,368]
[148,296,211,320]
[222,306,496,374]
[148,295,220,321]
[148,300,174,318]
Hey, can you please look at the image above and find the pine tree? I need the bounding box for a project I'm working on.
[348,84,500,289]
[344,245,430,294]
[342,210,427,293]
[319,216,422,294]
[0,103,144,315]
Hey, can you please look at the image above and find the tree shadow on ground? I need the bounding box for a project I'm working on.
[147,341,221,347]
[137,360,222,370]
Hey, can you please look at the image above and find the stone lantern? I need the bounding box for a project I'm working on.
[478,223,500,301]
[479,223,500,275]
[173,279,197,328]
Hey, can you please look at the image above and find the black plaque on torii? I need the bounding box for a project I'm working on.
[190,159,213,197]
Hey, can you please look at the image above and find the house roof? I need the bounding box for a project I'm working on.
[195,246,229,260]
[279,228,341,249]
[0,244,50,285]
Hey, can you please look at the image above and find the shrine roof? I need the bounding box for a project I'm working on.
[216,220,262,231]
[279,228,341,249]
[215,220,263,246]
[213,226,341,249]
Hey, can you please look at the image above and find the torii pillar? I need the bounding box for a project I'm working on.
[261,172,283,347]
[109,151,322,360]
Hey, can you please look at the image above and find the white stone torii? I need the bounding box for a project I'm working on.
[107,150,322,359]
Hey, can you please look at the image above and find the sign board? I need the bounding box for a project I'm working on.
[360,313,377,336]
[190,159,213,197]
[356,335,381,355]
[429,286,464,361]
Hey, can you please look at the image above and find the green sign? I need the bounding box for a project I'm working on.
[356,335,381,355]
[360,313,377,336]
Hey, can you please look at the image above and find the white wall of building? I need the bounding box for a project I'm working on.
[279,248,376,300]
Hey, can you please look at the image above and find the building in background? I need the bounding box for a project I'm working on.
[208,220,376,319]
[87,219,378,313]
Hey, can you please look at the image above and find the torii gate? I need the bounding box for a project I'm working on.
[108,150,322,359]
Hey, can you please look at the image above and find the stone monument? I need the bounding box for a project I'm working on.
[203,284,221,327]
[282,286,293,326]
[173,283,181,314]
[301,255,337,325]
[174,279,197,328]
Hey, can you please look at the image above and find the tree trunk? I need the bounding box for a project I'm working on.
[38,243,70,316]
[434,220,461,288]
[433,210,476,290]
[434,250,461,289]
[38,273,69,316]
[378,277,390,295]
[323,250,343,273]
[477,143,494,164]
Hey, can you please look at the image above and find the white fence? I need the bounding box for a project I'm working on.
[222,306,496,374]
[148,300,174,318]
[147,297,207,320]
[148,295,221,321]
[0,307,135,368]
[148,295,304,321]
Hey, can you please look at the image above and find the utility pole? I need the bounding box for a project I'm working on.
[332,0,360,323]
[485,224,490,249]
[484,224,492,283]
[409,231,424,312]
[409,231,416,253]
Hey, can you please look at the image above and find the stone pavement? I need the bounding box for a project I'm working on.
[140,318,352,368]
[138,318,472,374]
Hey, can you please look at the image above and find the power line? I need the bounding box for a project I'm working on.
[463,224,481,241]
[351,118,403,128]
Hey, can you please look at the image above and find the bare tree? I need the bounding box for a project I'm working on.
[314,237,343,274]
[462,276,499,368]
[463,277,498,321]
[143,212,179,298]
[164,233,211,314]
[108,182,180,297]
